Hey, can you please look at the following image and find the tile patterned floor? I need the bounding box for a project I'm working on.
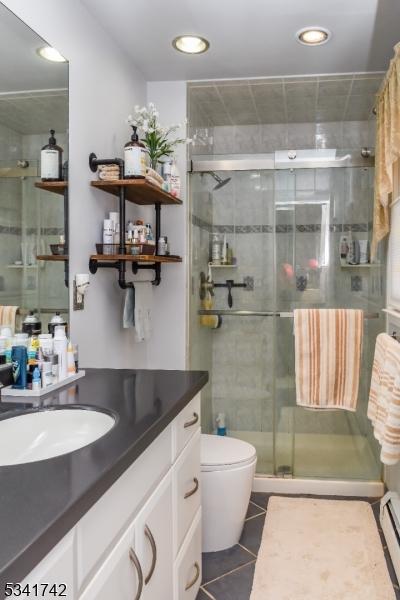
[197,493,400,600]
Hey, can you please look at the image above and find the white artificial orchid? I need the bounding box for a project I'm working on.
[126,103,190,167]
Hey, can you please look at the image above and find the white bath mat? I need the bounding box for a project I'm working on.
[250,496,395,600]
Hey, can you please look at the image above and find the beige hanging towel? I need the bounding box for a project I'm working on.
[368,333,400,465]
[294,309,363,411]
[0,305,19,334]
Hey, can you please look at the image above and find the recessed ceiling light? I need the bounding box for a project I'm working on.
[172,35,210,54]
[37,46,67,63]
[296,27,331,46]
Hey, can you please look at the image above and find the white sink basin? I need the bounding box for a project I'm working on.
[0,408,115,466]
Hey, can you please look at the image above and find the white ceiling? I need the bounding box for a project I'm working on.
[82,0,400,81]
[0,3,68,92]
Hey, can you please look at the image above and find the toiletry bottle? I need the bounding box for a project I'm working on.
[339,235,349,260]
[41,362,52,388]
[67,342,76,375]
[103,219,114,254]
[41,129,63,181]
[53,325,68,381]
[158,236,169,256]
[32,366,41,391]
[11,346,28,389]
[124,125,146,179]
[170,160,181,198]
[216,413,227,436]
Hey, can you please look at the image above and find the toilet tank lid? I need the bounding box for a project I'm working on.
[201,434,257,467]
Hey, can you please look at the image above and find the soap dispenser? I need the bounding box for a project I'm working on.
[40,129,63,181]
[124,125,147,179]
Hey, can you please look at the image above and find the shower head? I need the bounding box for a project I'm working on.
[209,171,231,191]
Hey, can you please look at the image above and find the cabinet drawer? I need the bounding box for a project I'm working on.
[77,424,172,589]
[173,430,201,554]
[174,509,202,600]
[173,394,201,460]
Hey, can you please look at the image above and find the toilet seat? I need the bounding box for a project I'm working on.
[201,434,257,472]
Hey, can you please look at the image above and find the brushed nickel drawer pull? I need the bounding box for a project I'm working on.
[184,477,199,499]
[184,412,199,429]
[129,547,144,600]
[144,524,157,585]
[185,561,200,591]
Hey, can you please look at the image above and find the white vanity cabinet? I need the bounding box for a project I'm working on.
[80,473,173,600]
[9,393,202,600]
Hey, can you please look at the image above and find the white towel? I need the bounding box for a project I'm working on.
[368,333,400,465]
[122,287,135,328]
[134,282,152,342]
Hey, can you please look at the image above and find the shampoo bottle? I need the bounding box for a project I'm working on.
[124,126,146,179]
[53,325,68,381]
[216,413,227,436]
[41,130,63,181]
[11,346,28,389]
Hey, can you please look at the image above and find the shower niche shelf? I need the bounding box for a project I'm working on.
[208,262,237,268]
[340,260,381,268]
[88,153,182,288]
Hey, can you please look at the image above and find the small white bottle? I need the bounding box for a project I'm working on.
[170,160,181,198]
[67,342,76,375]
[53,326,68,381]
[103,219,114,254]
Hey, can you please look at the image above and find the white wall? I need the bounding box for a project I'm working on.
[146,81,188,369]
[2,0,150,368]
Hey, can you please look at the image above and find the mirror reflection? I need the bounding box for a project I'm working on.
[0,3,69,335]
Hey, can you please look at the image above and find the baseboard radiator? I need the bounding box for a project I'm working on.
[380,491,400,584]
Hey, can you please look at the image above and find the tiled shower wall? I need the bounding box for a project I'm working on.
[191,120,376,156]
[190,120,384,470]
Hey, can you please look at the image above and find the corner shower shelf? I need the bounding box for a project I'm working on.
[340,261,381,268]
[208,262,237,268]
[34,181,68,195]
[90,179,182,206]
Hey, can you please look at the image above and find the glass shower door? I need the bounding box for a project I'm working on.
[273,166,383,480]
[189,169,277,475]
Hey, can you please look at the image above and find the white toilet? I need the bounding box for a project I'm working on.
[200,434,257,552]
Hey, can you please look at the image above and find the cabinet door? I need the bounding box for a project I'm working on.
[8,532,75,600]
[79,521,142,600]
[136,472,174,600]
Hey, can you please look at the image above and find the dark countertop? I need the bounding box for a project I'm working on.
[0,368,208,591]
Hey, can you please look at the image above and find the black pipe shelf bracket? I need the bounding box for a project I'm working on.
[88,153,168,288]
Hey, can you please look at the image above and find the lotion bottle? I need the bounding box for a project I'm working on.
[124,125,146,179]
[53,325,68,380]
[41,129,63,181]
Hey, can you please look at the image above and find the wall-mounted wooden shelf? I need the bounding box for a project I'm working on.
[90,179,182,206]
[37,255,69,262]
[90,254,182,264]
[35,181,68,195]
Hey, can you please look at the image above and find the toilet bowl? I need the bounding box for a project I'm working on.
[201,434,257,552]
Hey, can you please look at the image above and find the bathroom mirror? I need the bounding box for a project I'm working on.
[0,3,69,334]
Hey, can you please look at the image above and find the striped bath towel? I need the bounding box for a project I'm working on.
[294,309,363,411]
[368,333,400,465]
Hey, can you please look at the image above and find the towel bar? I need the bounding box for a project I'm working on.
[197,309,380,319]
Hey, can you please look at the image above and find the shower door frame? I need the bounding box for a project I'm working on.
[189,149,383,494]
